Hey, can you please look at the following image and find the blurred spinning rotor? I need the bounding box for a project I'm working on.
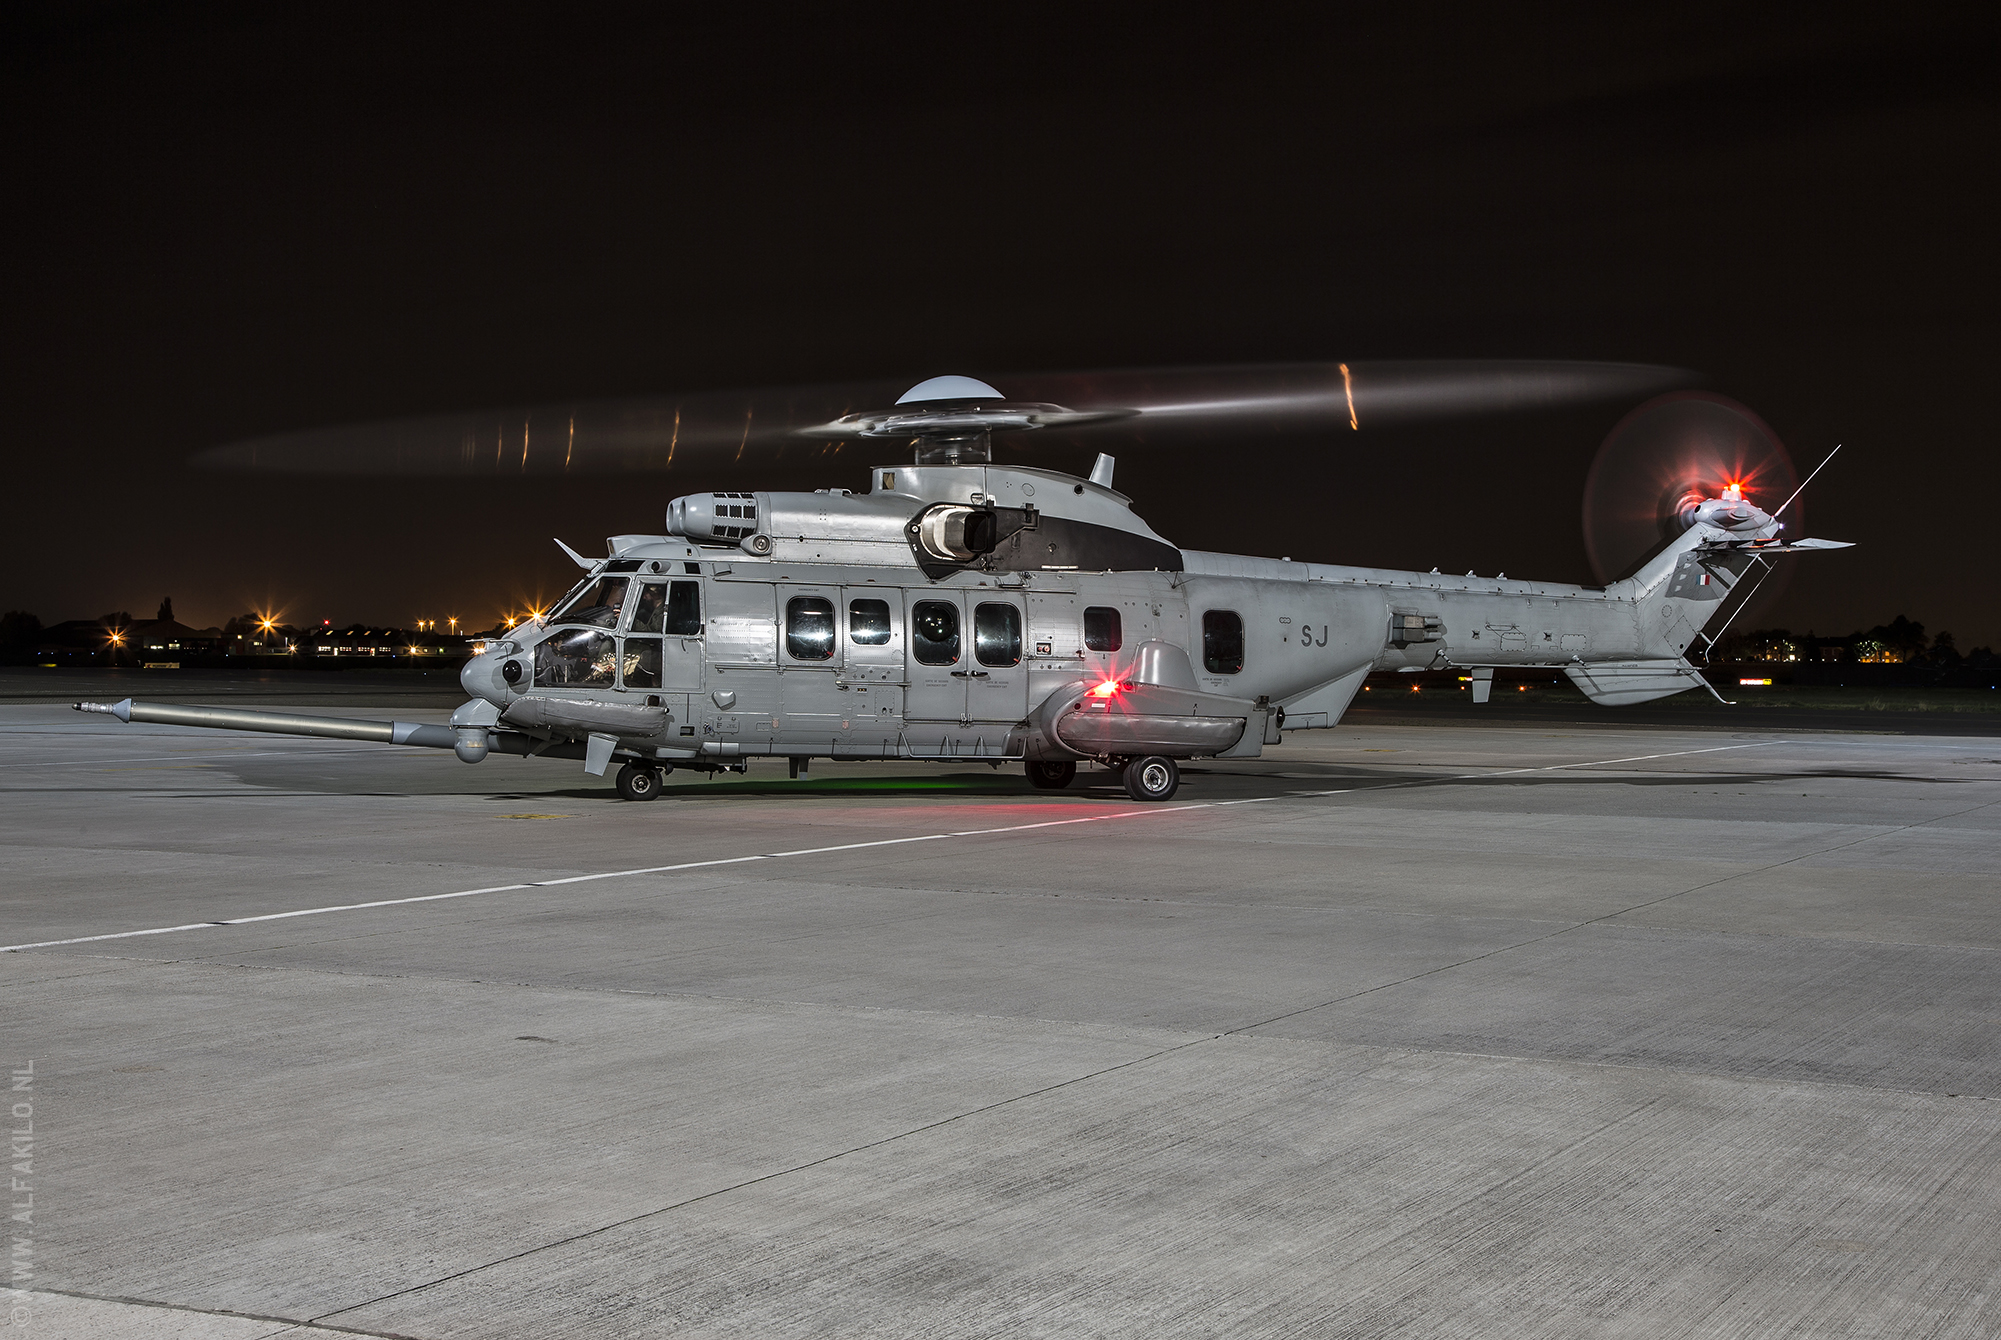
[1580,391,1801,584]
[192,360,1698,476]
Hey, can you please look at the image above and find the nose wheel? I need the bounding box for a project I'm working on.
[615,763,662,802]
[1121,755,1180,802]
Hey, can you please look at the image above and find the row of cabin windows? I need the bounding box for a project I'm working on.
[547,583,1242,674]
[784,599,1147,667]
[530,617,1242,689]
[785,603,1244,672]
[785,597,1028,668]
[783,596,890,660]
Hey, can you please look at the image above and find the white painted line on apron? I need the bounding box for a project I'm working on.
[1,741,1784,953]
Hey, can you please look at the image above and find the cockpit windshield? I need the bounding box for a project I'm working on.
[550,576,629,629]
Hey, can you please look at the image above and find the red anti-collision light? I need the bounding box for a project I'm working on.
[1090,679,1122,698]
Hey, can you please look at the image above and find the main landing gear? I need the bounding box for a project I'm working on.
[1121,755,1180,802]
[1028,756,1180,800]
[1026,760,1077,790]
[615,762,662,802]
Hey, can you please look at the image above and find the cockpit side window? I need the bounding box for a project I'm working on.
[628,582,668,633]
[534,628,617,686]
[621,638,662,689]
[664,582,701,635]
[552,576,629,629]
[628,580,701,635]
[546,573,592,622]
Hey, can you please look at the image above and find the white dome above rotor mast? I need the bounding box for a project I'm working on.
[799,376,1134,464]
[896,375,1004,404]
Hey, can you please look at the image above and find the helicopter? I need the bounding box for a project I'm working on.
[76,367,1852,802]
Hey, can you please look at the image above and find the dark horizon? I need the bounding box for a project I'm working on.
[5,5,1997,640]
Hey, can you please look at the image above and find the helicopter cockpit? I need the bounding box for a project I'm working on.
[530,572,705,690]
[554,575,628,628]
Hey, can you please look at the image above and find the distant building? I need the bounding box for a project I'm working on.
[122,619,221,659]
[301,624,462,658]
[22,615,465,665]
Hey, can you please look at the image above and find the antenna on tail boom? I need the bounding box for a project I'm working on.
[1774,443,1842,519]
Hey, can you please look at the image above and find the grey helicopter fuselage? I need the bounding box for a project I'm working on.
[451,454,1780,780]
[73,375,1849,798]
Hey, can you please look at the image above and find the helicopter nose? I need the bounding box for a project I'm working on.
[460,646,522,704]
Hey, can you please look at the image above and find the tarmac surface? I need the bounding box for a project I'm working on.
[4,672,1999,1337]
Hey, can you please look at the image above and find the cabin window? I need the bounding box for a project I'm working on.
[534,628,617,686]
[1083,606,1122,652]
[785,596,836,661]
[620,637,662,689]
[975,603,1022,667]
[849,598,892,646]
[911,600,960,665]
[1202,610,1244,674]
[551,577,629,629]
[631,580,701,635]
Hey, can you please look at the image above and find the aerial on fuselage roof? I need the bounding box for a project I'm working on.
[82,369,1852,803]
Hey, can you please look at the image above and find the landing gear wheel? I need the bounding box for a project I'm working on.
[1122,755,1180,802]
[615,763,662,802]
[1027,760,1077,790]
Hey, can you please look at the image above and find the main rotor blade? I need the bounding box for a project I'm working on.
[191,360,1699,476]
[1015,361,1698,435]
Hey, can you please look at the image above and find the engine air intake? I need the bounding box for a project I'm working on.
[665,491,760,542]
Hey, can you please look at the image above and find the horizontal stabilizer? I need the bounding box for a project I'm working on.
[1564,659,1712,707]
[1694,535,1853,554]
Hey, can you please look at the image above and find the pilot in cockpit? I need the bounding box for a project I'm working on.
[627,582,667,633]
[564,578,628,629]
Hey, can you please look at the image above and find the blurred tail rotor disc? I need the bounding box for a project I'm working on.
[1581,391,1800,584]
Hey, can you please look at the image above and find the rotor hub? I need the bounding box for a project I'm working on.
[798,378,1137,464]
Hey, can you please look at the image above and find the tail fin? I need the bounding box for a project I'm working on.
[1596,486,1853,704]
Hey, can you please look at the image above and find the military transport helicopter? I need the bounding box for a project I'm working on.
[77,366,1851,802]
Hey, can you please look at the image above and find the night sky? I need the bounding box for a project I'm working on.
[6,5,1997,642]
